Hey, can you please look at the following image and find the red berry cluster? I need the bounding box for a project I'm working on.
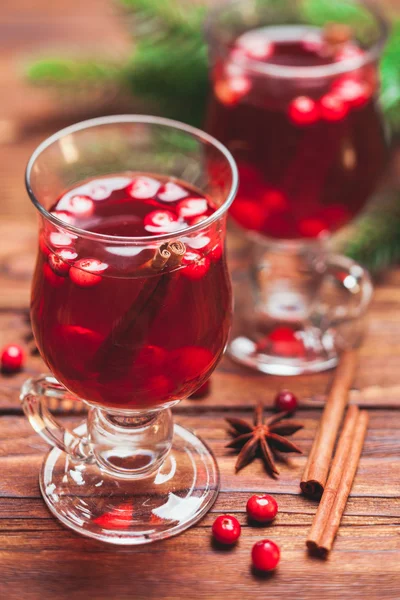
[212,493,280,572]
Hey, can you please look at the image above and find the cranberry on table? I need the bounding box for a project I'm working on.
[1,344,25,373]
[246,494,278,523]
[212,514,241,545]
[251,539,280,572]
[274,390,298,413]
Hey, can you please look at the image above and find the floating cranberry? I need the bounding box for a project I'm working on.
[212,515,241,545]
[230,199,265,231]
[188,214,208,226]
[299,217,329,238]
[246,494,278,523]
[214,76,251,107]
[182,250,211,280]
[39,234,51,256]
[237,36,273,60]
[128,176,160,200]
[158,181,188,202]
[335,44,364,62]
[48,252,73,277]
[320,94,349,122]
[43,263,66,287]
[50,211,75,224]
[274,390,298,413]
[63,195,94,218]
[251,539,280,571]
[208,241,223,262]
[288,96,320,126]
[69,258,108,287]
[133,345,166,372]
[143,210,179,233]
[262,189,288,213]
[49,231,76,248]
[332,77,369,108]
[177,198,208,219]
[93,502,133,529]
[167,346,215,382]
[190,379,210,399]
[87,183,110,200]
[1,344,25,373]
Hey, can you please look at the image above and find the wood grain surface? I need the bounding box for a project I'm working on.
[0,2,399,599]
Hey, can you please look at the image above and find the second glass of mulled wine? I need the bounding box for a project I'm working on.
[206,0,387,374]
[21,115,237,544]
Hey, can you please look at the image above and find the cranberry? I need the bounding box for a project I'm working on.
[48,248,78,277]
[320,94,349,122]
[39,234,51,256]
[212,515,241,545]
[214,76,251,107]
[274,390,298,413]
[262,189,288,213]
[128,176,160,200]
[269,327,296,343]
[251,539,280,571]
[332,77,369,108]
[158,181,188,202]
[49,231,76,248]
[50,211,75,224]
[143,210,179,233]
[230,199,265,231]
[208,241,223,262]
[190,379,210,399]
[288,96,320,126]
[182,250,211,280]
[188,214,208,226]
[246,494,278,523]
[237,36,273,60]
[177,198,208,219]
[69,258,108,287]
[43,263,66,287]
[321,204,351,229]
[1,344,25,373]
[93,502,133,529]
[167,346,214,381]
[63,195,94,218]
[298,217,329,238]
[87,183,110,200]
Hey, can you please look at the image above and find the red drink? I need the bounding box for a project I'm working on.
[207,25,386,239]
[31,174,231,410]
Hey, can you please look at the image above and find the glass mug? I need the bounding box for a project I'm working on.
[205,0,386,374]
[21,116,238,544]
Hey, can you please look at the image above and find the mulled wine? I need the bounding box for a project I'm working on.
[207,25,386,239]
[31,174,231,410]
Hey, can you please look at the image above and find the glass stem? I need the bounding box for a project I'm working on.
[87,407,173,480]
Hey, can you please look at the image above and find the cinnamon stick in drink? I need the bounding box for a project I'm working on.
[301,349,358,497]
[306,408,369,556]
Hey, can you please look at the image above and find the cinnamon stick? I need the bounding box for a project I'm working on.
[301,349,358,497]
[94,241,185,379]
[306,408,369,557]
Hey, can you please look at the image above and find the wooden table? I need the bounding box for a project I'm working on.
[0,2,400,599]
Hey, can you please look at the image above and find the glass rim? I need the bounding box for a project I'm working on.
[205,0,389,80]
[25,115,239,244]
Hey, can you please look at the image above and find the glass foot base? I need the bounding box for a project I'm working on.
[40,423,219,545]
[228,329,338,375]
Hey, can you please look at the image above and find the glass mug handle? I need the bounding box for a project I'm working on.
[20,375,92,461]
[315,254,373,340]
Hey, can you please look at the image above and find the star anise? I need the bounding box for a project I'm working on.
[226,403,304,476]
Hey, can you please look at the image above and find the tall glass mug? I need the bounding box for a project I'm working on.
[206,0,387,374]
[21,116,237,544]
